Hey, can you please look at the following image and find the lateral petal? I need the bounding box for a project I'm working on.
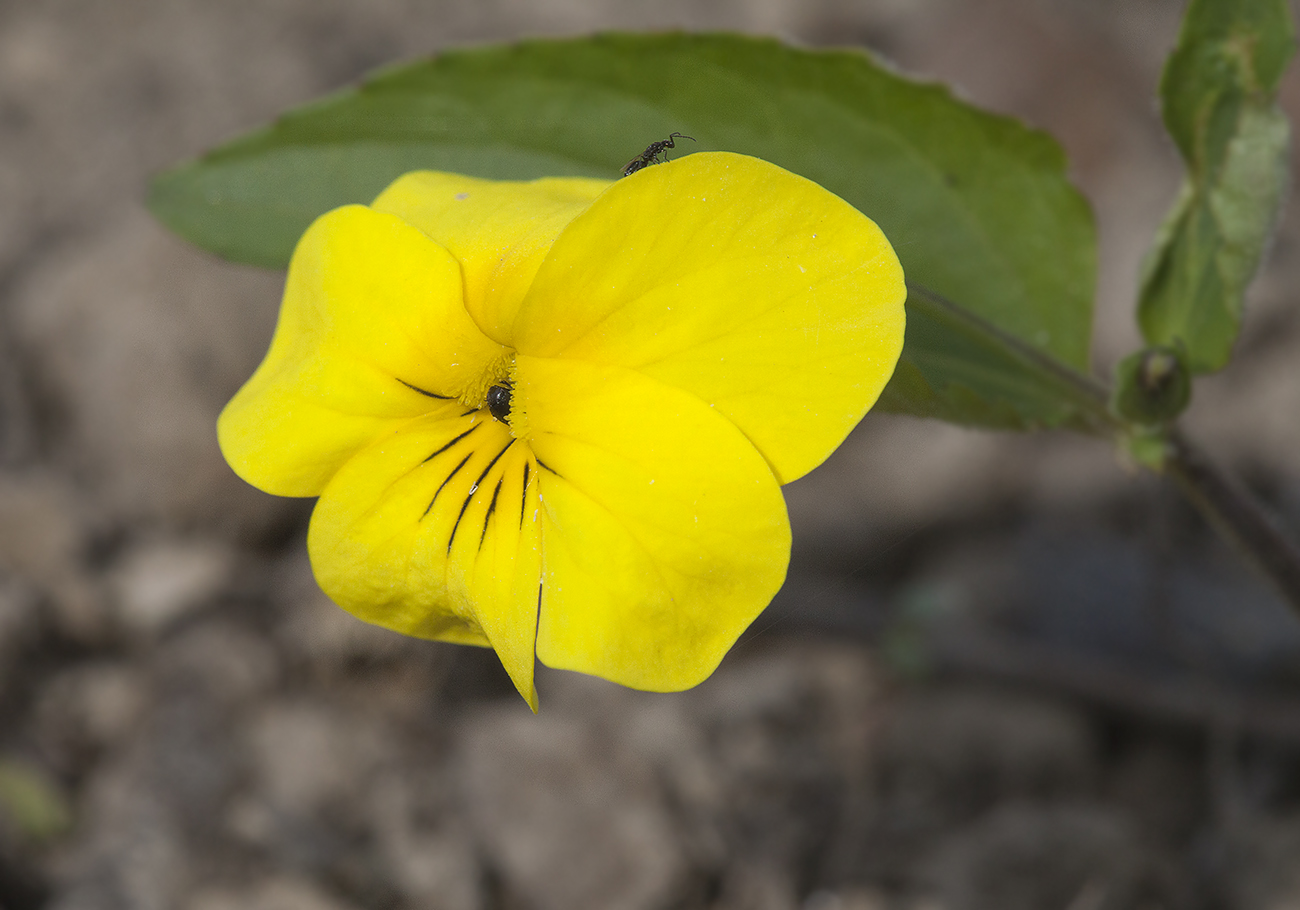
[372,172,612,347]
[218,204,506,497]
[516,355,790,691]
[512,152,906,485]
[308,410,543,710]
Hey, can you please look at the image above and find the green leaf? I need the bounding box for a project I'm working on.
[150,33,1097,430]
[1138,0,1294,373]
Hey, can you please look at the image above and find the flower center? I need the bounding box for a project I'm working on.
[460,352,520,433]
[458,352,515,410]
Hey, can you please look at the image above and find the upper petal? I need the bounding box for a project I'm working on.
[372,171,612,347]
[510,152,906,485]
[515,354,790,691]
[218,204,505,497]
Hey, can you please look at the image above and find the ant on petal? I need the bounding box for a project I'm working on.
[622,132,696,177]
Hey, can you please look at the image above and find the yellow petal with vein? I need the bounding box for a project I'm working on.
[372,172,612,346]
[516,354,789,691]
[218,204,505,497]
[512,152,905,485]
[308,410,542,710]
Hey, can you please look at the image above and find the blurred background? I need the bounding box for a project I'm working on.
[2,1,1300,908]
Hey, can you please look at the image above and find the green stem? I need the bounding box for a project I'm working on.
[1163,430,1300,612]
[907,283,1300,615]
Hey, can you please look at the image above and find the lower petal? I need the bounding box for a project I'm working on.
[517,355,790,691]
[307,409,543,709]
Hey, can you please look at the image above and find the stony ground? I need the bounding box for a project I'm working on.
[3,1,1300,909]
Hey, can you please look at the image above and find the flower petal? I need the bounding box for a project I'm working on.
[307,409,543,710]
[516,354,790,691]
[372,172,612,347]
[511,152,906,485]
[218,204,506,497]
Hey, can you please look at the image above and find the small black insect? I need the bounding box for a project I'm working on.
[486,381,513,423]
[622,132,695,177]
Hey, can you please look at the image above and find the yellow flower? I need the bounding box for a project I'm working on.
[219,152,905,709]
